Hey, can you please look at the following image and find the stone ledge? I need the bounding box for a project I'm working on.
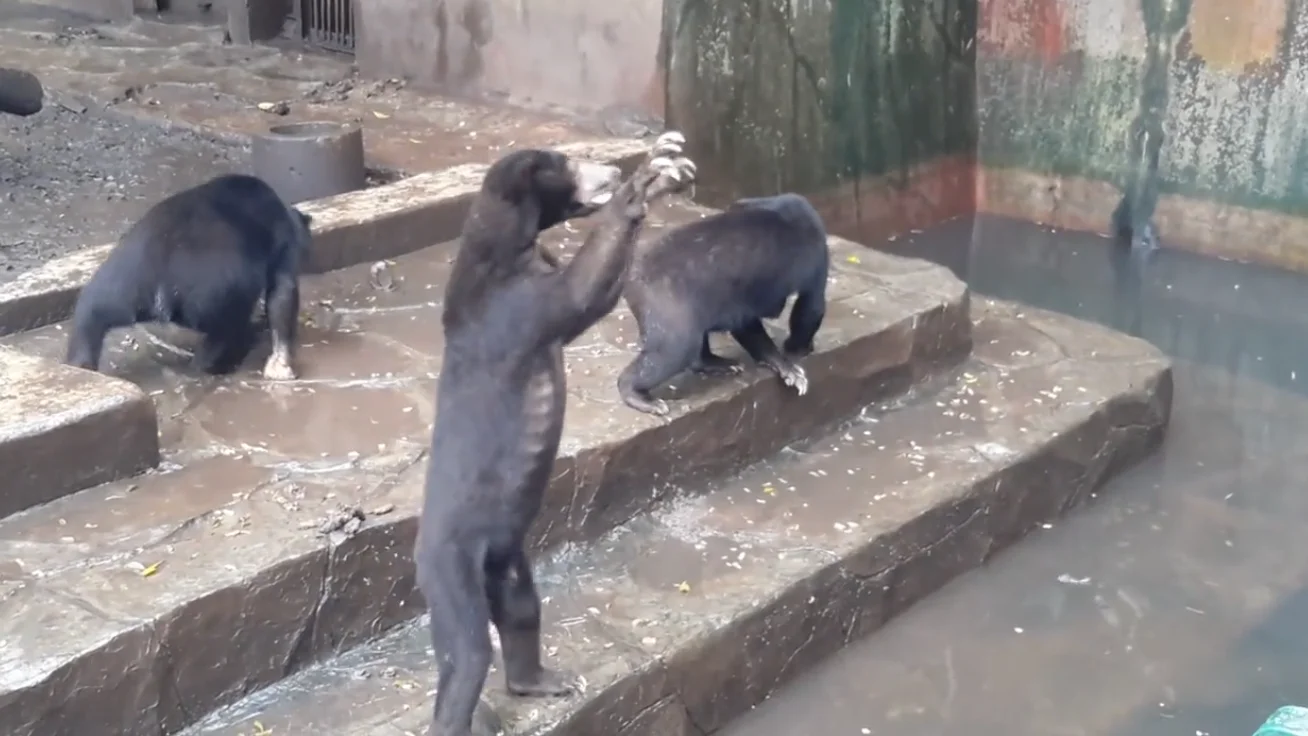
[0,215,970,736]
[0,346,159,521]
[178,299,1173,736]
[0,138,653,337]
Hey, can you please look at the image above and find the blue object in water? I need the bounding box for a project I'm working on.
[1255,706,1308,735]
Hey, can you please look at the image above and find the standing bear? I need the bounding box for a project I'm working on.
[415,134,697,736]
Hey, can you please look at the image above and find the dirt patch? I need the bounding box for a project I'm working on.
[0,103,247,282]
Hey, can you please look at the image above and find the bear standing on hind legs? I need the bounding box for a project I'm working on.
[64,174,313,381]
[617,192,830,416]
[415,133,696,736]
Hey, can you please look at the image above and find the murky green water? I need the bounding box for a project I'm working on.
[722,215,1308,736]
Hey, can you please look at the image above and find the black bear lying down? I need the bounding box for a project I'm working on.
[415,134,697,736]
[617,191,830,415]
[65,173,312,381]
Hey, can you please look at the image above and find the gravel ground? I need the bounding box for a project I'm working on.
[0,102,248,282]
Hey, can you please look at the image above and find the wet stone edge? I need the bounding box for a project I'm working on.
[0,347,161,520]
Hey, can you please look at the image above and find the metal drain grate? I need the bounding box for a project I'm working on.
[301,0,355,53]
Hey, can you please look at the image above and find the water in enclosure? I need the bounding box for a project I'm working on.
[721,216,1308,736]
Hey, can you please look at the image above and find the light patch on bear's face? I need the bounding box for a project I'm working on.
[568,161,622,210]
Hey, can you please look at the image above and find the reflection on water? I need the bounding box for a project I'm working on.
[722,215,1308,736]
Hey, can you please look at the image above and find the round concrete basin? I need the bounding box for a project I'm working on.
[252,121,366,205]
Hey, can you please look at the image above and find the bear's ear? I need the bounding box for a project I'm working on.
[522,151,570,187]
[497,151,549,203]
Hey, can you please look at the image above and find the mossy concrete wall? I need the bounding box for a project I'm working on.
[661,0,979,245]
[664,0,1308,273]
[978,0,1308,271]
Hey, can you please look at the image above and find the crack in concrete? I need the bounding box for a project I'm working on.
[41,581,139,626]
[288,550,333,677]
[767,627,817,698]
[158,630,195,732]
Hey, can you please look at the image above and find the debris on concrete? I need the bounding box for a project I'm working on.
[315,505,366,537]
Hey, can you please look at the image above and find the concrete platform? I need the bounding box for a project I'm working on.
[0,346,158,520]
[0,200,969,736]
[177,299,1173,736]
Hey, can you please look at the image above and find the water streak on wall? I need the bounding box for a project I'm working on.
[662,0,978,241]
[978,0,1308,268]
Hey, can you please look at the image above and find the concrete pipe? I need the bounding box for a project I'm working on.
[252,121,366,205]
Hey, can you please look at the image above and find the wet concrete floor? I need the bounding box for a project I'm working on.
[722,215,1308,736]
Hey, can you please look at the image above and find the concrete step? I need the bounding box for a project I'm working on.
[177,299,1173,736]
[0,201,969,736]
[0,346,158,520]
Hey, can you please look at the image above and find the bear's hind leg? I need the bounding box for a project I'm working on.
[691,333,743,376]
[487,545,575,698]
[422,540,497,736]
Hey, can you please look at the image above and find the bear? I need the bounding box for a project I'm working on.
[415,133,697,736]
[616,191,829,416]
[65,173,312,381]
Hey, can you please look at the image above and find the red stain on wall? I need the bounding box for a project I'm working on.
[979,0,1070,64]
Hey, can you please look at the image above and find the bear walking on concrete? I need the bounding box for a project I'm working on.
[617,192,829,416]
[415,134,696,736]
[65,174,313,381]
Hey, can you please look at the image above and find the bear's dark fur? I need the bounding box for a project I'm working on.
[617,192,829,415]
[65,173,313,381]
[415,134,696,736]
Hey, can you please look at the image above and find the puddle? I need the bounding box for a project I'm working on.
[721,215,1308,736]
[190,382,428,460]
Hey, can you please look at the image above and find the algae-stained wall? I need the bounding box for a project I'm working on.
[978,0,1308,269]
[662,0,978,242]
